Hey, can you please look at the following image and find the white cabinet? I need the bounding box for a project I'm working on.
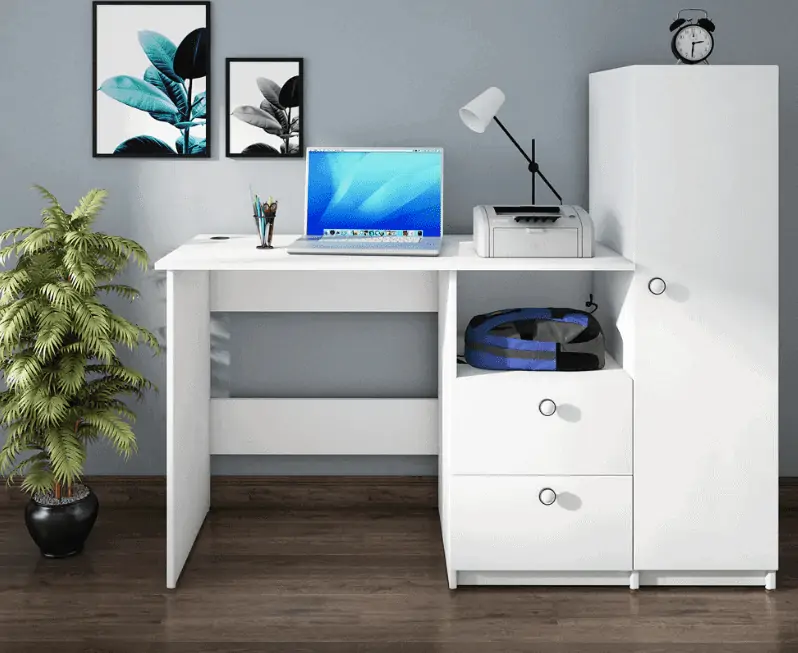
[441,66,778,589]
[591,66,779,579]
[443,66,779,590]
[445,295,636,586]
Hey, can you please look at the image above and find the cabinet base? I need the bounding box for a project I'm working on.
[453,570,776,589]
[456,571,634,587]
[640,571,776,588]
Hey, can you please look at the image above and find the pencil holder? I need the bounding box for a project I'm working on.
[254,212,276,249]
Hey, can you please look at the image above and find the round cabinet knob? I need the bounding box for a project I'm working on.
[539,399,557,417]
[539,488,557,506]
[648,277,667,295]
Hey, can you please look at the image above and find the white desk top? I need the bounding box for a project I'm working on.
[154,235,634,272]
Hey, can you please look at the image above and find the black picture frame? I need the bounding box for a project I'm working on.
[93,1,212,158]
[226,57,304,159]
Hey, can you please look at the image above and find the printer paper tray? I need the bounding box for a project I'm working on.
[492,227,579,258]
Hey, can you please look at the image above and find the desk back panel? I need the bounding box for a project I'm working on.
[456,272,592,336]
[218,311,437,399]
[210,398,437,456]
[211,271,437,312]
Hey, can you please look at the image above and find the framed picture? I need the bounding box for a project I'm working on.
[226,58,304,158]
[93,1,211,158]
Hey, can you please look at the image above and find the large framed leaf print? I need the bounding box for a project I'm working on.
[93,2,211,157]
[226,58,303,158]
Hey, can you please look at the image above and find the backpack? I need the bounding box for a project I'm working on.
[464,308,605,371]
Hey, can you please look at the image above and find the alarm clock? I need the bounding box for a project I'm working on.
[669,9,715,64]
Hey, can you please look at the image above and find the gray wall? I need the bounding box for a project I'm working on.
[1,0,796,475]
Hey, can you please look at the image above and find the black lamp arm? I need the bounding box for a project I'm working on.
[492,116,563,205]
[493,116,534,166]
[535,168,563,205]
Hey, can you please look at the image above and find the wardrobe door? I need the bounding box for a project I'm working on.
[633,67,779,571]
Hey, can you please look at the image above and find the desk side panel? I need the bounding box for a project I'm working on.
[166,271,211,589]
[438,270,457,588]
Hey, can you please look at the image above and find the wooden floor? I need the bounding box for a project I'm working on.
[2,491,798,652]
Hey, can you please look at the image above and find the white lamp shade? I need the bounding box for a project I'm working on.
[459,87,506,133]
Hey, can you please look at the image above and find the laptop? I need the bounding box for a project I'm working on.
[287,147,443,256]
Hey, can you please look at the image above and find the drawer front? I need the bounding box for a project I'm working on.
[451,475,632,571]
[492,227,577,257]
[453,366,632,475]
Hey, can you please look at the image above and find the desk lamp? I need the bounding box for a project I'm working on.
[459,87,562,205]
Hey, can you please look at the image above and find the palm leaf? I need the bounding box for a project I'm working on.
[0,187,159,496]
[70,189,108,228]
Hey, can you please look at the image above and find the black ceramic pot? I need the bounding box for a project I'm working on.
[24,489,99,558]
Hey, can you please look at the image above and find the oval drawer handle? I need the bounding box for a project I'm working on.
[648,277,667,295]
[538,399,557,417]
[539,488,557,506]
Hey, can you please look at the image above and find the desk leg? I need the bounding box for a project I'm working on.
[438,270,457,589]
[166,270,211,589]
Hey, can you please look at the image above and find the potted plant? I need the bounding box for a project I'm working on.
[0,187,159,557]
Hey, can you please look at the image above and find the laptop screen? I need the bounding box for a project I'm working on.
[306,148,443,237]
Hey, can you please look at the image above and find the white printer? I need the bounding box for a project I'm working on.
[473,205,595,258]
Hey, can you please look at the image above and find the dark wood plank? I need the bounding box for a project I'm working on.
[2,472,787,510]
[21,645,790,653]
[0,481,797,648]
[0,475,167,509]
[210,475,437,509]
[0,475,438,510]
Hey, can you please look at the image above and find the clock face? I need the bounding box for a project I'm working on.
[674,24,714,63]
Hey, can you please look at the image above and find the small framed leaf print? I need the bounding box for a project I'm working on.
[226,58,304,158]
[93,1,211,157]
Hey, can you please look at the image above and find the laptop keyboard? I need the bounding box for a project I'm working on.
[321,237,422,244]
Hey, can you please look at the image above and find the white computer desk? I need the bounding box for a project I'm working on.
[154,234,633,588]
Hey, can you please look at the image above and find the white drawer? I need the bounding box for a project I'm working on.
[450,475,632,571]
[453,356,632,475]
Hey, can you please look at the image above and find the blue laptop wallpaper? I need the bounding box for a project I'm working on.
[306,150,442,237]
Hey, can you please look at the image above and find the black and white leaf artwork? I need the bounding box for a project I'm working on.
[278,75,301,109]
[226,59,303,158]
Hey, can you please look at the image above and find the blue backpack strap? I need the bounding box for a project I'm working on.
[465,309,558,370]
[464,308,602,372]
[465,308,551,339]
[548,309,590,328]
[465,348,557,371]
[466,308,561,352]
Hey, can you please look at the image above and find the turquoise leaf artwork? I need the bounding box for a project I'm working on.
[113,136,177,155]
[98,76,179,116]
[176,134,206,155]
[97,22,209,157]
[191,91,206,119]
[173,28,209,80]
[138,31,182,84]
[144,66,189,119]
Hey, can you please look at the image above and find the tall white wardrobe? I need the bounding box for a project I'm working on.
[590,65,779,587]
